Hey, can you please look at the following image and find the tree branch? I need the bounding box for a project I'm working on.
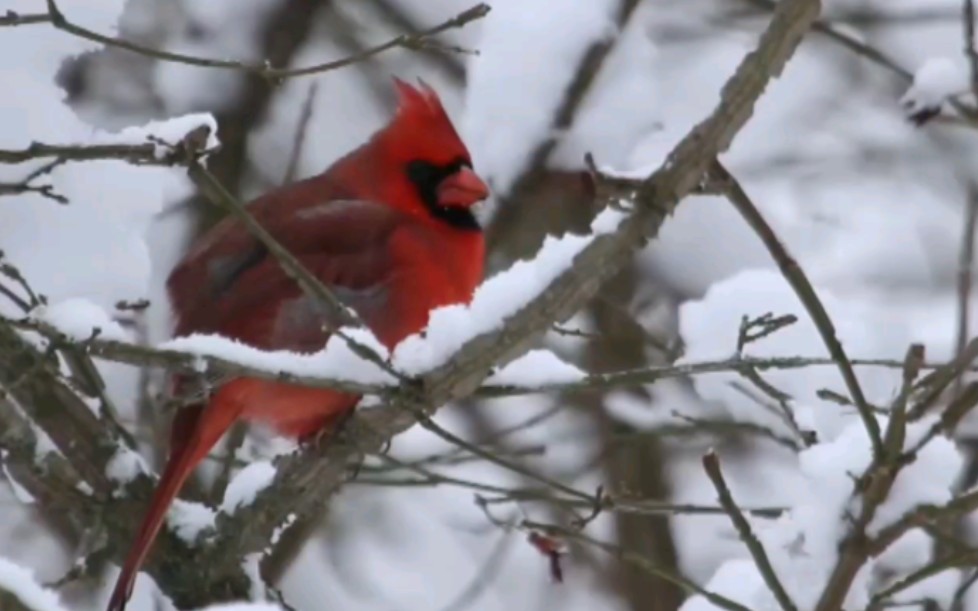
[0,140,213,167]
[0,11,50,27]
[42,0,488,80]
[703,451,797,611]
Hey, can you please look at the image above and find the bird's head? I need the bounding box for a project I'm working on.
[370,78,489,230]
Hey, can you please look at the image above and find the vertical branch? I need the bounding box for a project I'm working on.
[281,82,319,185]
[954,184,978,398]
[964,0,978,99]
[703,451,797,611]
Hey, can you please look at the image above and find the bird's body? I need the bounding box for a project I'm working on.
[107,80,488,610]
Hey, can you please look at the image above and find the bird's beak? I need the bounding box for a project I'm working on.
[437,167,489,208]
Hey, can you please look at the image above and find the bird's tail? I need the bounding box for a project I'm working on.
[106,401,237,611]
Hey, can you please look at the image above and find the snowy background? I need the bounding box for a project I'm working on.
[3,0,978,610]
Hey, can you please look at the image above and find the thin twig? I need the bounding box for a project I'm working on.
[965,0,978,99]
[872,551,976,605]
[42,0,488,81]
[954,185,978,398]
[413,414,593,502]
[282,82,318,185]
[0,181,67,203]
[703,451,797,611]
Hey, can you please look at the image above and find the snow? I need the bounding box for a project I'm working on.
[679,558,760,611]
[152,0,281,116]
[393,208,627,373]
[105,446,149,492]
[0,556,66,611]
[29,298,128,342]
[899,56,968,119]
[890,569,959,609]
[550,3,661,171]
[0,450,35,504]
[221,460,277,513]
[484,349,584,387]
[269,513,297,547]
[93,113,220,160]
[160,329,393,385]
[166,499,217,544]
[462,0,619,198]
[241,553,265,602]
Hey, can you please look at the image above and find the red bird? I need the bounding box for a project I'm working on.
[107,79,488,610]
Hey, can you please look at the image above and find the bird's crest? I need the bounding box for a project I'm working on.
[386,78,467,160]
[393,77,450,122]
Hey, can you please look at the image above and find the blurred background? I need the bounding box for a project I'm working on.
[3,0,978,609]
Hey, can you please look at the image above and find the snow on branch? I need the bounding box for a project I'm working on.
[0,557,67,611]
[0,116,219,168]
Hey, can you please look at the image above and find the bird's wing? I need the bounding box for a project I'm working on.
[167,195,409,352]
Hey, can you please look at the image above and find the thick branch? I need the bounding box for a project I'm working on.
[23,307,969,401]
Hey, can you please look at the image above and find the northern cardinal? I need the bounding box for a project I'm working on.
[107,79,488,610]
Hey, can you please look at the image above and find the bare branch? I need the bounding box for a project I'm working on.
[42,0,489,80]
[0,10,50,26]
[704,451,798,611]
[281,82,318,185]
[954,185,978,397]
[965,0,978,99]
